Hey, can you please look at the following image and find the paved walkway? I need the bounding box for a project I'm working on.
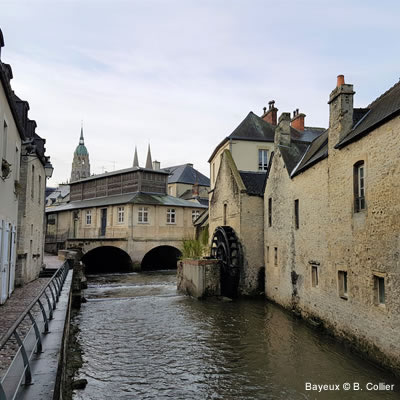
[0,253,64,376]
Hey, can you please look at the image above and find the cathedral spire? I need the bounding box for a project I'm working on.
[133,146,139,167]
[145,144,153,169]
[71,123,90,182]
[79,122,84,145]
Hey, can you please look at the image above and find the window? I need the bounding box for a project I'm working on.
[192,210,200,222]
[31,165,34,199]
[268,198,272,227]
[223,203,227,225]
[38,175,42,204]
[86,210,92,225]
[274,247,278,266]
[374,275,385,305]
[138,207,149,223]
[258,149,268,171]
[338,271,348,299]
[118,207,125,223]
[167,208,176,224]
[2,120,8,160]
[354,161,366,212]
[294,199,299,229]
[311,265,319,287]
[266,246,269,264]
[14,146,19,178]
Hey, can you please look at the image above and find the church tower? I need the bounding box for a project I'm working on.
[70,126,90,182]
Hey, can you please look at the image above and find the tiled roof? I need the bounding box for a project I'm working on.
[239,171,268,196]
[46,192,207,213]
[164,164,210,186]
[337,81,400,148]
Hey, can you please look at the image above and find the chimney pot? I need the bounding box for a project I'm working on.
[263,106,267,113]
[337,75,345,87]
[262,100,278,125]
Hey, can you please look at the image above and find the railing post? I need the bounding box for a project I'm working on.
[48,284,57,310]
[51,280,59,302]
[27,311,43,354]
[44,290,54,319]
[37,299,49,333]
[13,331,32,386]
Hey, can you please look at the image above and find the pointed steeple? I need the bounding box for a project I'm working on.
[133,146,139,167]
[79,122,84,145]
[145,144,153,169]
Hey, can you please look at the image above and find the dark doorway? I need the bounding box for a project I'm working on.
[141,246,182,271]
[100,208,107,236]
[82,246,133,274]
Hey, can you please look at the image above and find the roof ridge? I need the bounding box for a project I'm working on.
[368,80,400,108]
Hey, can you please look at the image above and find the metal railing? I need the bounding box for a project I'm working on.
[0,262,70,400]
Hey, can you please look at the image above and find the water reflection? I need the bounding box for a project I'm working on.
[73,271,399,400]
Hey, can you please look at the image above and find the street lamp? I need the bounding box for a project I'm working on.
[44,158,54,179]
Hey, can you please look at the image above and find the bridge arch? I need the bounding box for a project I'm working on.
[141,245,182,271]
[82,246,133,274]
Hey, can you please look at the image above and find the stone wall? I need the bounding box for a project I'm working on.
[177,259,220,298]
[209,150,265,295]
[16,157,46,286]
[264,114,400,374]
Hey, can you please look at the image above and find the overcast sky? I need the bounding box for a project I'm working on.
[1,0,399,186]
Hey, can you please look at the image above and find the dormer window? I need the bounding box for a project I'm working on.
[354,161,365,212]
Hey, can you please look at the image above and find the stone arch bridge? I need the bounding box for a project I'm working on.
[65,238,182,273]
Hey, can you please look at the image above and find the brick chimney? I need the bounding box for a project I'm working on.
[262,100,278,125]
[328,74,355,145]
[275,112,291,147]
[291,109,306,131]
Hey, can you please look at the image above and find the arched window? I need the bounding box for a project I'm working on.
[354,161,365,212]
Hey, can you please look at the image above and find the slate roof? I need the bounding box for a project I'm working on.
[46,185,70,202]
[0,61,25,140]
[46,192,207,213]
[179,189,209,207]
[337,81,400,148]
[291,130,328,177]
[163,164,210,186]
[279,141,310,176]
[208,111,324,162]
[70,166,169,184]
[239,171,268,196]
[193,209,208,227]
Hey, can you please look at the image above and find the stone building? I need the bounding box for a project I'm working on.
[134,144,210,208]
[46,165,206,271]
[70,126,90,182]
[163,163,210,207]
[0,32,23,304]
[13,93,52,287]
[264,75,400,374]
[0,29,51,303]
[208,105,323,296]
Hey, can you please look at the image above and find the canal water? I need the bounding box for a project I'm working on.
[73,271,399,400]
